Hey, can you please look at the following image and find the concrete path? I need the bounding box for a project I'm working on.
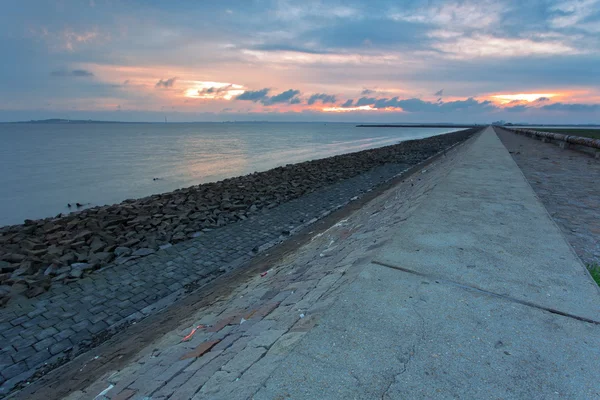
[256,127,600,399]
[495,126,600,267]
[41,127,600,400]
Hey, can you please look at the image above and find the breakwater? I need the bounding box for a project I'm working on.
[0,128,477,304]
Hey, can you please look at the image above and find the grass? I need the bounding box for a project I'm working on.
[588,263,600,286]
[538,128,600,140]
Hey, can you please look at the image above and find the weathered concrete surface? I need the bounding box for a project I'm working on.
[495,126,600,268]
[255,127,600,399]
[374,126,600,321]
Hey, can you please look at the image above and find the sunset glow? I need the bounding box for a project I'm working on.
[322,105,379,112]
[183,82,245,100]
[491,93,558,104]
[0,1,598,123]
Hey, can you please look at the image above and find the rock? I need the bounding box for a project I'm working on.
[122,238,140,248]
[11,262,35,277]
[59,253,77,265]
[71,262,93,271]
[52,273,69,281]
[1,253,26,263]
[159,243,173,250]
[0,285,11,306]
[70,269,83,278]
[46,245,63,258]
[56,266,71,275]
[91,252,113,263]
[89,237,106,253]
[44,265,58,276]
[172,232,186,242]
[21,240,45,251]
[131,248,155,257]
[0,273,11,284]
[0,260,16,273]
[25,285,48,298]
[73,230,93,241]
[114,246,132,256]
[115,256,133,265]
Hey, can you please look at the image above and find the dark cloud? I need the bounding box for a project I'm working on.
[361,89,375,95]
[349,96,496,112]
[541,103,600,112]
[534,97,550,102]
[198,85,233,95]
[51,69,94,77]
[236,88,301,105]
[236,88,270,101]
[307,93,337,105]
[341,99,354,107]
[303,18,429,50]
[355,97,377,106]
[155,77,177,88]
[434,89,444,96]
[505,105,530,112]
[249,44,332,54]
[263,89,301,105]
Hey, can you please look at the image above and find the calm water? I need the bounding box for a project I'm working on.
[0,122,460,226]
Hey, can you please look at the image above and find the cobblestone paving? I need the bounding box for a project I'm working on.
[0,162,415,395]
[495,127,600,267]
[54,137,464,400]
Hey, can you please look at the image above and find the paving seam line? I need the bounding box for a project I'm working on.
[371,260,600,326]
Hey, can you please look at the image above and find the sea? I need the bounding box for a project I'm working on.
[0,122,462,227]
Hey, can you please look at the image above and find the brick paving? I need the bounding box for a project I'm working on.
[495,127,600,267]
[0,162,414,395]
[45,137,458,400]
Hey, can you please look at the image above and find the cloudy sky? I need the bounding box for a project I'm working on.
[1,0,599,123]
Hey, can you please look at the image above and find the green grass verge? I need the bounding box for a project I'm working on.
[588,263,600,286]
[537,128,600,140]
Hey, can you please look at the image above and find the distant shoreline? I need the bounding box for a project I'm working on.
[2,119,599,127]
[357,124,480,128]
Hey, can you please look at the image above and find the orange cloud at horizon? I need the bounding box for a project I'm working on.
[491,93,557,104]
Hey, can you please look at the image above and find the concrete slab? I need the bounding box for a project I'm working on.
[255,264,600,399]
[375,127,600,321]
[255,127,600,399]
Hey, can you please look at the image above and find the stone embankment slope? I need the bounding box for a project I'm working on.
[0,129,477,396]
[0,129,476,306]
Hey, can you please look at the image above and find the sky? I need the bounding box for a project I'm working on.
[1,0,599,123]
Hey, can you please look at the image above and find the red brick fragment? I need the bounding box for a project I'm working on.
[179,339,221,360]
[244,309,258,320]
[112,389,137,400]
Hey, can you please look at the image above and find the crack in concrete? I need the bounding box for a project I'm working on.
[372,260,600,326]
